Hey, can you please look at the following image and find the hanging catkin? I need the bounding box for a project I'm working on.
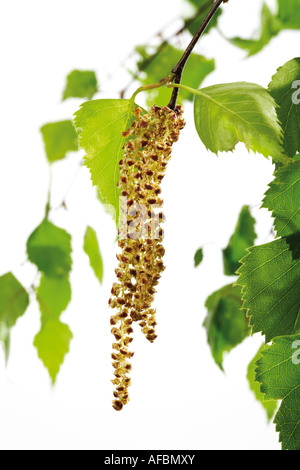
[109,104,185,411]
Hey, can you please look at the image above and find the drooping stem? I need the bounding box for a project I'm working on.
[168,0,228,110]
[56,160,83,211]
[130,75,175,103]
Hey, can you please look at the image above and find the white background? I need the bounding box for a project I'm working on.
[0,0,298,451]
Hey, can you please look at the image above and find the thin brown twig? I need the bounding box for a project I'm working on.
[168,0,228,110]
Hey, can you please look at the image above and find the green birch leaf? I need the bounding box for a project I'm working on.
[262,159,300,237]
[40,121,78,163]
[203,284,250,370]
[268,58,300,159]
[237,238,300,342]
[194,247,204,267]
[83,226,104,284]
[34,273,72,382]
[27,219,72,278]
[36,275,71,319]
[136,44,214,107]
[247,344,277,421]
[74,99,143,224]
[256,335,300,450]
[223,206,257,276]
[286,232,300,260]
[34,319,73,384]
[229,4,281,57]
[277,0,300,29]
[0,273,29,327]
[229,37,261,56]
[194,82,286,162]
[63,70,98,101]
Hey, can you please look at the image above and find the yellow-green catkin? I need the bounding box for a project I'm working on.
[109,105,185,411]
